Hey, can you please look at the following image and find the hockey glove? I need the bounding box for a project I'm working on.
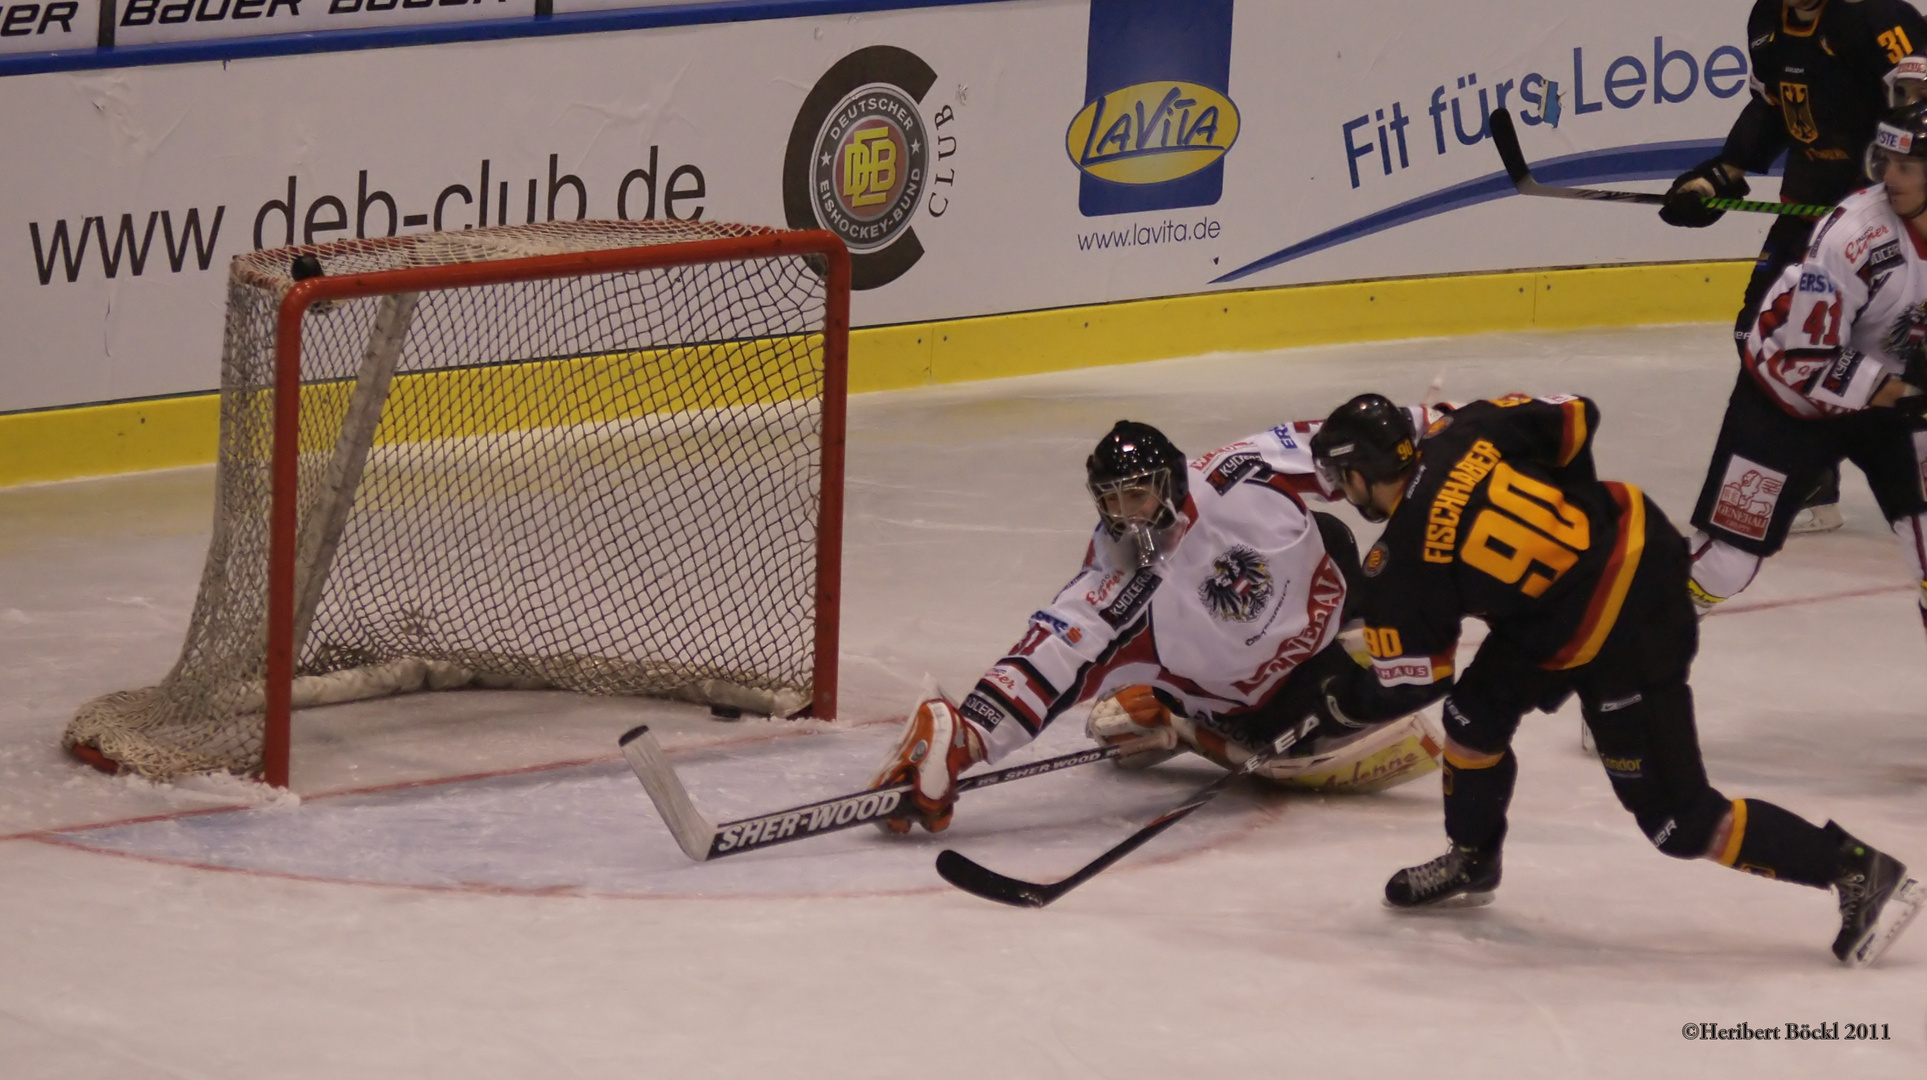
[1085,685,1183,769]
[1660,158,1749,228]
[868,690,985,834]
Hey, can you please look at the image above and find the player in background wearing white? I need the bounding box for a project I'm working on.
[1688,102,1927,638]
[866,420,1443,834]
[1661,1,1927,533]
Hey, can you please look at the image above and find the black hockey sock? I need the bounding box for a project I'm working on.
[1720,799,1841,889]
[1443,747,1515,853]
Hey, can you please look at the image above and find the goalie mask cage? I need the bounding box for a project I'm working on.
[65,221,850,787]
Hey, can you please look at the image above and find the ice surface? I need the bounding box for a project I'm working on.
[2,325,1924,1077]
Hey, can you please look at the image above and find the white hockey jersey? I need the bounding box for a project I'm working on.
[959,425,1343,764]
[1744,185,1927,419]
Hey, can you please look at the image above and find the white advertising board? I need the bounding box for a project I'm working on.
[1,0,1793,412]
[0,0,97,54]
[112,0,528,48]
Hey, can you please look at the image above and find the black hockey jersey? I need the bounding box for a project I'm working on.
[1340,396,1652,711]
[1726,0,1927,202]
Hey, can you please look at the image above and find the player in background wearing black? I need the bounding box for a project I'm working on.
[1661,0,1927,533]
[1304,393,1921,966]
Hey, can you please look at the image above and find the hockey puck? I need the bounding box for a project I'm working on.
[709,705,744,720]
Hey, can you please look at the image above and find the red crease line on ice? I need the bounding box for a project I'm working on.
[19,780,1289,903]
[1,715,900,843]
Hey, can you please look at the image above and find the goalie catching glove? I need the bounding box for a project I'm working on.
[868,686,985,834]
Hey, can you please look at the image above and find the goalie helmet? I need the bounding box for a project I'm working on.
[1087,420,1189,568]
[1310,393,1416,521]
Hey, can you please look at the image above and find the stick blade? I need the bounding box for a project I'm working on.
[619,724,719,862]
[935,849,1060,908]
[1487,108,1531,186]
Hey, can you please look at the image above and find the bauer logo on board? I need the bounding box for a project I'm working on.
[783,45,958,291]
[1072,0,1238,217]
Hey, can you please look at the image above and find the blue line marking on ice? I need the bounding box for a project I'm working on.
[1213,139,1780,284]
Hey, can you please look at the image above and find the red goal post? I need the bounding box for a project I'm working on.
[67,222,850,788]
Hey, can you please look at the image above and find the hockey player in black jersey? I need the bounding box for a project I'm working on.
[1665,0,1927,314]
[1663,0,1927,532]
[1306,392,1922,966]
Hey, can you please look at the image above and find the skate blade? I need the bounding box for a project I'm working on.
[1844,877,1924,968]
[1789,505,1844,534]
[1384,889,1497,911]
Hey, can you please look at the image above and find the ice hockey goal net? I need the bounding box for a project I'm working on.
[65,221,849,786]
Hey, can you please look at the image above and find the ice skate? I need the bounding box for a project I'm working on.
[1829,824,1924,967]
[1789,503,1844,534]
[1385,845,1502,909]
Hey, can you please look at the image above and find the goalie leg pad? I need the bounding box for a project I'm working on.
[1254,709,1445,793]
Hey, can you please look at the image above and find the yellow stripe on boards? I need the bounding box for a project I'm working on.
[2,260,1750,487]
[295,337,827,453]
[0,394,221,488]
[848,260,1752,392]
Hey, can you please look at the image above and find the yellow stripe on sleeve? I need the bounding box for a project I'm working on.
[1717,799,1748,867]
[1559,398,1589,466]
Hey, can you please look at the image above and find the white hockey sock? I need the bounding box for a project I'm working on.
[1687,531,1762,610]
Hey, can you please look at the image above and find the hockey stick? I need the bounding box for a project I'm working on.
[933,716,1318,908]
[1487,108,1833,219]
[619,724,1178,862]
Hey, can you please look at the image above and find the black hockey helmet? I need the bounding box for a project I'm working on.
[1087,420,1188,567]
[1867,101,1927,182]
[1310,393,1417,493]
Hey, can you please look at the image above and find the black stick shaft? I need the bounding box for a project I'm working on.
[935,719,1314,907]
[1487,108,1830,219]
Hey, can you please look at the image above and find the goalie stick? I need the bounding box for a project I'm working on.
[934,716,1318,908]
[1487,108,1833,220]
[619,724,1178,862]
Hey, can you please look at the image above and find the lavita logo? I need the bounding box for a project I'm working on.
[1067,81,1240,185]
[1071,0,1238,217]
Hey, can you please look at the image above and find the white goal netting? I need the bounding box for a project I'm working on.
[66,221,842,781]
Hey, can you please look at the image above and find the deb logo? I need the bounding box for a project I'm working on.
[784,46,951,290]
[1072,0,1238,217]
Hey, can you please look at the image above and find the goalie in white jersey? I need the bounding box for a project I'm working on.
[868,419,1443,834]
[1688,101,1927,630]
